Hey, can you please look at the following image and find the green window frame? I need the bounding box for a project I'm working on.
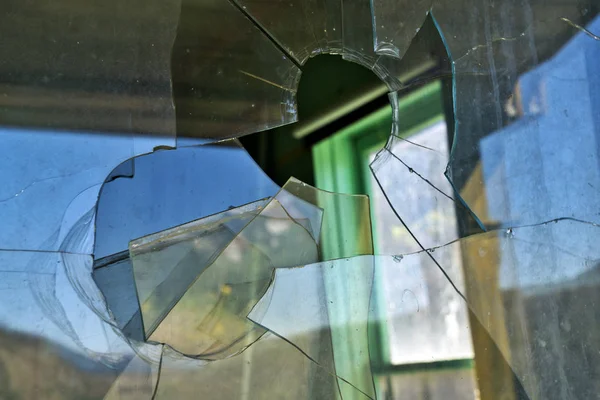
[312,81,474,396]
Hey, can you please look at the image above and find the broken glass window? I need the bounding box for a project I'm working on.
[1,0,598,398]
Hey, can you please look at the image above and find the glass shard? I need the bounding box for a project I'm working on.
[279,177,373,259]
[341,0,407,90]
[93,255,146,342]
[172,0,302,141]
[128,199,269,345]
[249,255,377,399]
[132,196,320,357]
[342,0,378,67]
[125,177,371,359]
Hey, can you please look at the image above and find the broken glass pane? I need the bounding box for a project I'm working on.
[1,0,598,398]
[103,344,162,400]
[131,195,319,357]
[172,0,302,141]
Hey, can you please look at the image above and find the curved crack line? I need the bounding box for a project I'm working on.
[0,165,107,204]
[453,26,532,64]
[150,345,165,400]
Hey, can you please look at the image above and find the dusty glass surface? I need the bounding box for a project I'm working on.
[0,0,598,398]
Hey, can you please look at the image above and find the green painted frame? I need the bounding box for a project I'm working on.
[312,81,473,395]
